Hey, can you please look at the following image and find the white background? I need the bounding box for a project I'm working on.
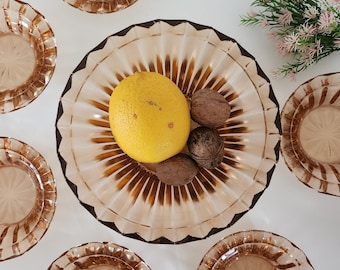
[1,0,340,269]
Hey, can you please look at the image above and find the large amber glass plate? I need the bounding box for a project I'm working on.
[56,19,281,244]
[281,72,340,196]
[0,137,57,261]
[48,242,151,270]
[198,230,314,270]
[63,0,138,13]
[0,0,57,113]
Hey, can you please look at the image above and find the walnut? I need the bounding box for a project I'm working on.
[187,126,224,169]
[155,153,198,186]
[190,88,231,129]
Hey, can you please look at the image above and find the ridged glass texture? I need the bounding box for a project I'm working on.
[56,19,281,244]
[63,0,138,13]
[281,72,340,197]
[198,230,314,270]
[0,0,57,113]
[0,137,57,261]
[48,242,151,270]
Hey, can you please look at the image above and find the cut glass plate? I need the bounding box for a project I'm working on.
[281,72,340,196]
[0,137,57,261]
[56,19,281,244]
[0,0,57,113]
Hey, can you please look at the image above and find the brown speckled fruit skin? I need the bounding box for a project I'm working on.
[187,126,224,169]
[190,88,231,129]
[155,153,198,186]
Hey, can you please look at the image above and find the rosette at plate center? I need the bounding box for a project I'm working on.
[226,255,275,270]
[0,166,36,225]
[299,106,340,164]
[0,34,36,90]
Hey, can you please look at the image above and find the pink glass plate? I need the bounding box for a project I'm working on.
[0,0,57,113]
[281,72,340,196]
[198,230,314,270]
[0,137,57,261]
[56,19,281,244]
[63,0,138,13]
[48,242,151,270]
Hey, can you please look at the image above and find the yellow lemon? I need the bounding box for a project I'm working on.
[109,71,190,163]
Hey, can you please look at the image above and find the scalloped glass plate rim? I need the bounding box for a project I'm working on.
[55,19,281,244]
[197,229,315,270]
[63,0,138,14]
[280,72,340,197]
[47,241,151,270]
[0,0,57,113]
[0,136,57,261]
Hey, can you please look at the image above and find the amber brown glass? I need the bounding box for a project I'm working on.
[56,19,281,244]
[0,0,57,113]
[198,230,314,270]
[63,0,138,13]
[48,242,151,270]
[281,72,340,196]
[0,137,57,261]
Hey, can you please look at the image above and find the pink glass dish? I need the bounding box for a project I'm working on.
[48,242,151,270]
[0,0,57,113]
[198,230,314,270]
[63,0,138,13]
[281,72,340,196]
[0,137,57,261]
[56,19,281,244]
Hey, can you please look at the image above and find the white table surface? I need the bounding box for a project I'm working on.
[1,0,340,269]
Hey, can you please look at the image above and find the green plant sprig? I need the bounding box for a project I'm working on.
[241,0,340,78]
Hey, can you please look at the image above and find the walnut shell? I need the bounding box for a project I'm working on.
[187,126,224,169]
[190,88,231,129]
[155,153,198,186]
